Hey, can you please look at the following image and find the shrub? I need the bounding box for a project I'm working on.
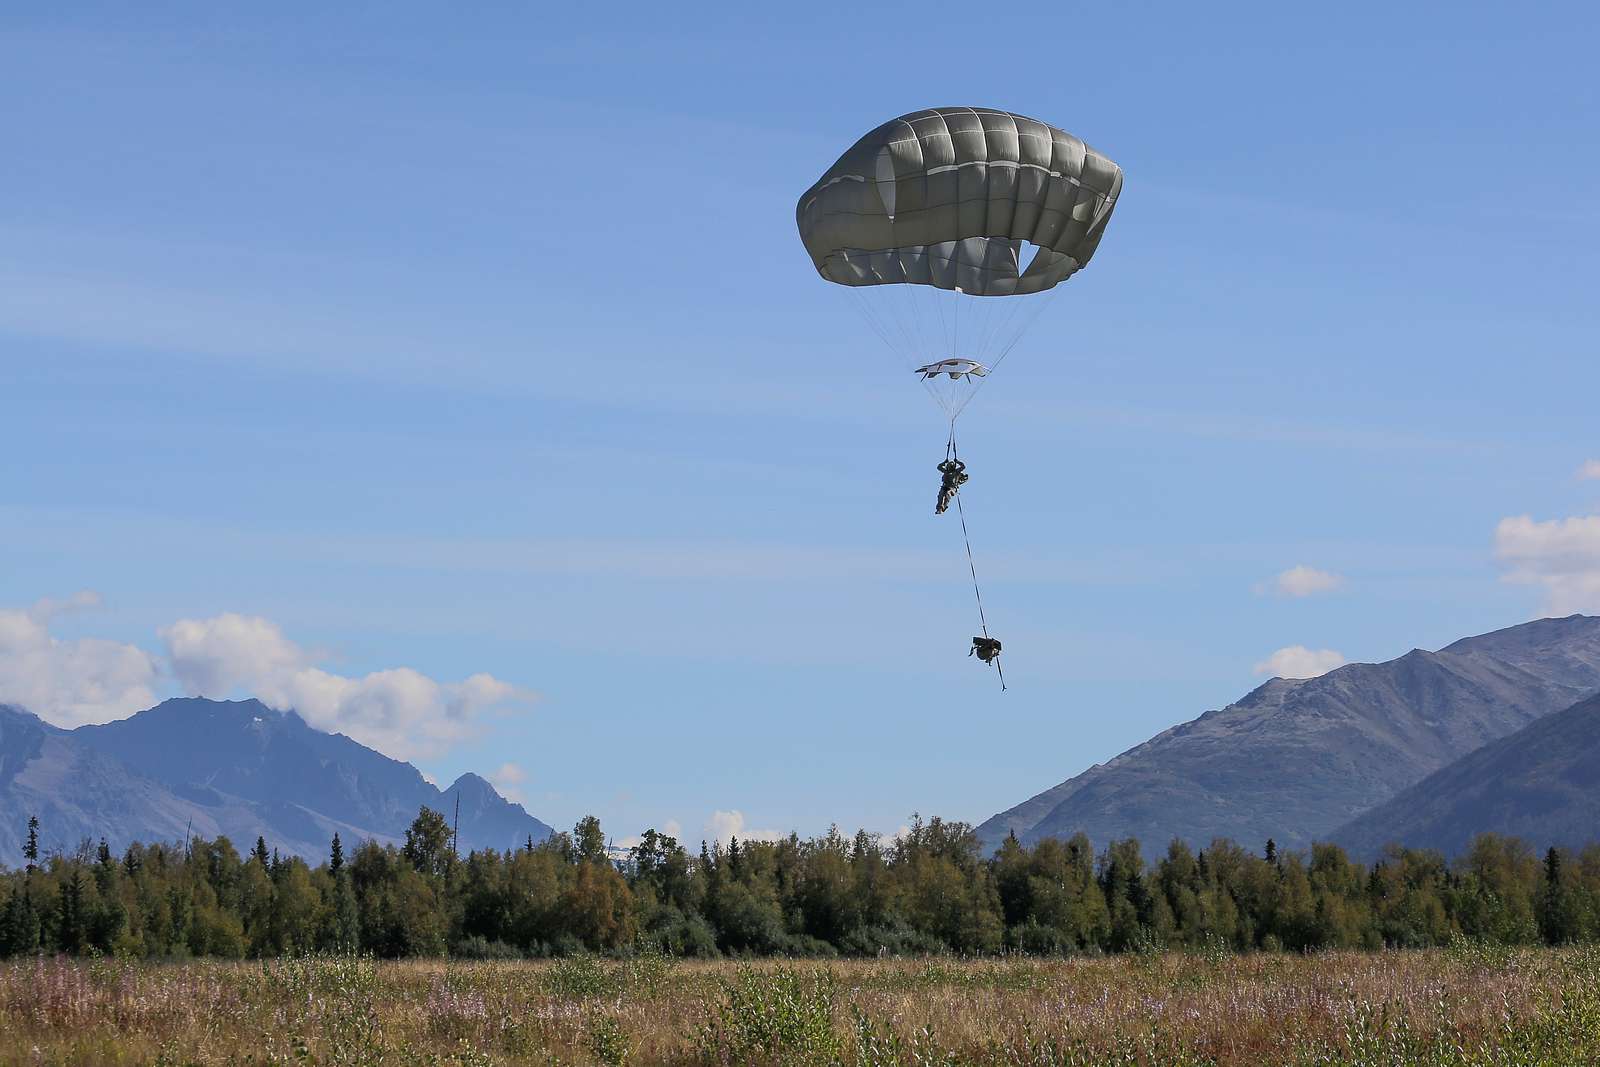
[449,936,521,960]
[695,965,839,1065]
[838,923,946,958]
[1007,920,1074,957]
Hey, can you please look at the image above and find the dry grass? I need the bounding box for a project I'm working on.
[3,945,1599,1065]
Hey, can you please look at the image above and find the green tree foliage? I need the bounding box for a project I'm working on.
[402,807,454,878]
[12,809,1600,959]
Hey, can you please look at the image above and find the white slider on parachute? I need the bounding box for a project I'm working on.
[914,358,989,381]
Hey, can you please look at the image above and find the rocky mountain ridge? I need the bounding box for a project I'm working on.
[0,697,553,867]
[979,615,1600,853]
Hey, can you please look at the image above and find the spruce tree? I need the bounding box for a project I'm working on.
[1,886,41,955]
[56,870,87,954]
[0,888,19,955]
[93,839,118,898]
[23,815,39,874]
[252,836,270,867]
[1540,846,1566,945]
[332,871,361,953]
[329,833,344,874]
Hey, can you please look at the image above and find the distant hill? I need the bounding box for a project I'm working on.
[978,615,1600,853]
[1333,691,1600,859]
[0,697,554,867]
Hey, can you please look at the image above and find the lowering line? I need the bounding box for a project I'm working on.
[947,424,1006,691]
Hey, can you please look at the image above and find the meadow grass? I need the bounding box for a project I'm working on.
[2,946,1599,1065]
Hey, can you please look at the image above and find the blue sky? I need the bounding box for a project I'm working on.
[4,4,1600,846]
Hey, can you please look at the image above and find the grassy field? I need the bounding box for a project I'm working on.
[4,946,1600,1066]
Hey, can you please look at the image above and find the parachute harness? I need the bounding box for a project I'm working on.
[946,424,1005,691]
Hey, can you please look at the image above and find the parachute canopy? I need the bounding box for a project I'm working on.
[796,107,1122,297]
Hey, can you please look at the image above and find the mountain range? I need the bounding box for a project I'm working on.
[0,697,553,868]
[9,615,1600,871]
[979,615,1600,854]
[1332,690,1600,858]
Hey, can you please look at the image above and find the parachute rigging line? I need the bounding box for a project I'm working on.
[946,426,1005,691]
[946,286,1064,422]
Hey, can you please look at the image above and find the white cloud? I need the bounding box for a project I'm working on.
[1,597,532,757]
[492,762,526,784]
[161,613,305,695]
[490,762,528,804]
[1253,645,1347,679]
[616,820,684,852]
[1495,514,1600,615]
[29,590,107,620]
[1258,565,1345,598]
[160,612,531,760]
[706,810,784,846]
[1578,460,1600,481]
[0,592,159,727]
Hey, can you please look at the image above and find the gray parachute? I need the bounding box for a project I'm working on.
[796,107,1122,297]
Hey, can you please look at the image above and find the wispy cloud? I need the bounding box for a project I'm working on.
[490,762,528,804]
[0,257,918,430]
[0,504,1180,588]
[994,397,1496,456]
[0,227,1503,457]
[1578,460,1600,481]
[1256,565,1345,598]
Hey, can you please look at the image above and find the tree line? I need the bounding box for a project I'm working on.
[4,808,1599,959]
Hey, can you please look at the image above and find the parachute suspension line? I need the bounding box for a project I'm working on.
[877,287,918,366]
[975,289,1022,366]
[972,290,1004,363]
[886,285,922,361]
[851,280,1050,424]
[849,287,964,418]
[848,289,900,358]
[906,288,950,410]
[906,284,955,417]
[985,286,1063,375]
[947,423,1005,691]
[849,287,937,407]
[952,287,960,361]
[850,285,900,360]
[948,287,1064,422]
